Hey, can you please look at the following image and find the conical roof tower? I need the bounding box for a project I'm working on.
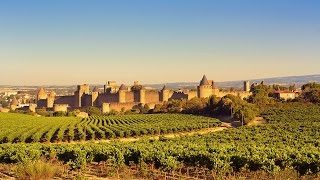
[199,75,210,86]
[93,86,99,92]
[119,84,127,91]
[10,96,19,106]
[37,87,46,95]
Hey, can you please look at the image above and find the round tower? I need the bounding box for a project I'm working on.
[161,85,170,102]
[197,75,213,98]
[244,81,250,92]
[118,84,127,103]
[47,91,55,108]
[139,86,146,104]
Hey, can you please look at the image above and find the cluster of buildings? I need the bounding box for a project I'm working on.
[34,75,251,113]
[0,75,299,113]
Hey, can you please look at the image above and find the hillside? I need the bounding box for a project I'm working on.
[146,74,320,90]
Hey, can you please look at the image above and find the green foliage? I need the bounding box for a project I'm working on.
[53,111,66,117]
[36,108,51,117]
[301,82,320,91]
[248,82,275,108]
[299,82,320,104]
[0,113,220,143]
[0,106,319,175]
[86,106,101,116]
[138,104,150,114]
[67,109,80,117]
[213,94,259,123]
[206,95,220,114]
[182,97,207,114]
[152,104,162,113]
[166,99,184,113]
[108,109,119,115]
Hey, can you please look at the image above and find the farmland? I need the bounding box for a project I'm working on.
[0,113,220,143]
[0,105,319,178]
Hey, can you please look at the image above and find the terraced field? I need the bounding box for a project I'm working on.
[0,113,221,143]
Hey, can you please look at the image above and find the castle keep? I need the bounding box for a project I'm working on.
[36,75,251,113]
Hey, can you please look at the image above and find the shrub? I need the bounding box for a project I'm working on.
[15,159,62,180]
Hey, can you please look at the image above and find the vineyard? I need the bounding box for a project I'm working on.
[0,113,220,143]
[0,105,319,177]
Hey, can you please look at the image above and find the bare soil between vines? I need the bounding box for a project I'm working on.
[50,116,265,145]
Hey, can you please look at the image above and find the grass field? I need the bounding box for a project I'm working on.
[0,113,221,143]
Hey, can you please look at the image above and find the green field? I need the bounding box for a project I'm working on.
[0,105,319,176]
[0,106,319,176]
[0,113,221,143]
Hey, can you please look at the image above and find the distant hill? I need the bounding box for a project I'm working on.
[145,74,320,90]
[1,74,319,90]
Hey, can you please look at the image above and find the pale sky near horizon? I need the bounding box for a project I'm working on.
[0,0,319,86]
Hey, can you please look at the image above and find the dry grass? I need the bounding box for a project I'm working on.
[2,161,319,180]
[15,159,64,180]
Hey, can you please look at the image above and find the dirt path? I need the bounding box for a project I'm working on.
[247,117,266,126]
[52,127,228,145]
[216,115,266,127]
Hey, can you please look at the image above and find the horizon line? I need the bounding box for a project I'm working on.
[0,73,319,87]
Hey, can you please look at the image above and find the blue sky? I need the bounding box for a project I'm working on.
[0,0,319,85]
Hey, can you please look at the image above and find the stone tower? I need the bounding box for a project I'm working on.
[47,91,55,108]
[197,75,213,98]
[160,85,170,102]
[74,84,90,107]
[10,96,19,110]
[244,81,250,92]
[104,81,117,93]
[139,86,146,104]
[37,87,47,101]
[118,84,127,103]
[92,86,99,106]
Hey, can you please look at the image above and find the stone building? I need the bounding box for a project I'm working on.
[36,75,251,113]
[274,91,297,100]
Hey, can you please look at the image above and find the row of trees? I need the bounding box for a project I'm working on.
[298,82,320,103]
[11,82,319,124]
[83,94,259,124]
[152,95,258,124]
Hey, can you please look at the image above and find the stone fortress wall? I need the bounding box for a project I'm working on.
[36,76,252,113]
[53,104,68,112]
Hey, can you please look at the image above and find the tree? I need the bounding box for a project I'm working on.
[183,97,207,114]
[206,95,220,114]
[167,99,184,113]
[299,82,320,104]
[139,104,150,114]
[153,104,162,113]
[234,103,259,124]
[86,106,101,116]
[214,94,259,124]
[289,84,296,91]
[247,83,274,108]
[301,82,320,91]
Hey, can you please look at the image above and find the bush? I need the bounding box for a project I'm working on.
[16,159,62,180]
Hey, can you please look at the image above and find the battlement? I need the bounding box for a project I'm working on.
[36,75,252,112]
